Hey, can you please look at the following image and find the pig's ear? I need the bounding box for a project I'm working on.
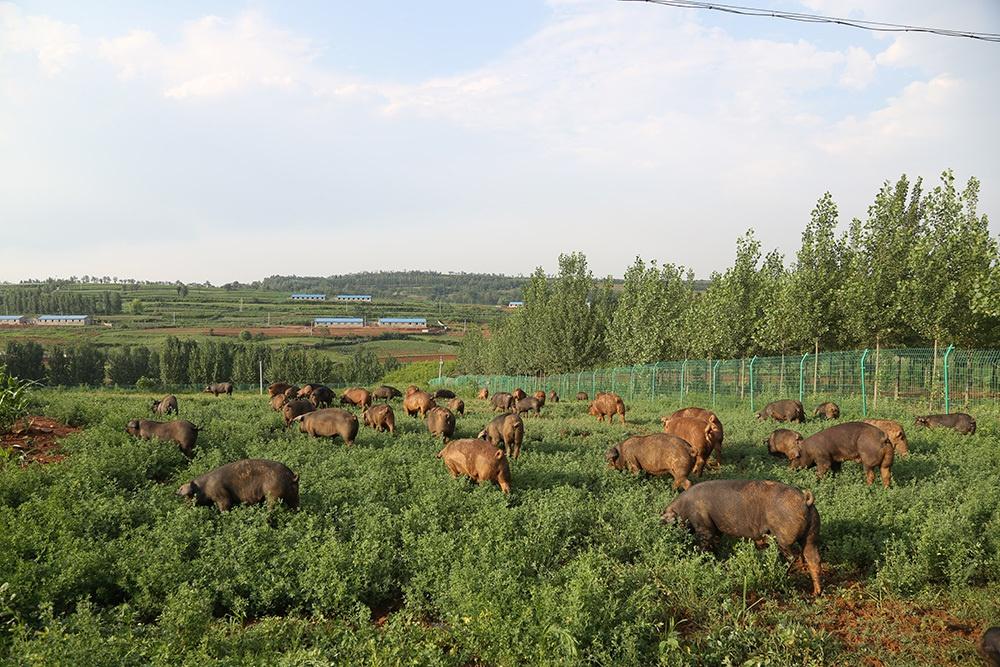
[608,446,620,461]
[494,449,504,460]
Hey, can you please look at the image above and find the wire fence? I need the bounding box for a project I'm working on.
[431,347,1000,415]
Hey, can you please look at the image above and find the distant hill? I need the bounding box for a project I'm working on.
[258,271,529,305]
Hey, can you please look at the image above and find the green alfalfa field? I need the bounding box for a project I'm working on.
[1,387,998,665]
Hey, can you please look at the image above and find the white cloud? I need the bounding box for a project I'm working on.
[0,2,81,75]
[839,46,876,89]
[99,11,325,99]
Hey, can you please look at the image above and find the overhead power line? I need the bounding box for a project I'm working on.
[620,0,1000,42]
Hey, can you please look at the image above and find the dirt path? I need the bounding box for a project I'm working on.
[1,416,80,464]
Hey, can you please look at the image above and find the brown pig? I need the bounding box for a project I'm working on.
[915,413,977,435]
[548,390,559,403]
[126,418,198,458]
[533,391,546,407]
[478,413,524,460]
[589,392,627,424]
[267,382,292,397]
[282,398,315,427]
[661,416,720,476]
[373,385,402,401]
[177,459,299,512]
[661,479,822,595]
[980,627,1000,667]
[363,403,396,434]
[436,438,512,494]
[448,398,465,416]
[863,418,909,456]
[511,388,527,401]
[294,408,359,446]
[764,428,804,465]
[270,393,288,412]
[669,407,725,446]
[515,397,543,417]
[756,399,805,423]
[203,382,233,397]
[490,392,515,412]
[425,406,457,442]
[605,434,693,490]
[477,387,489,400]
[793,421,894,487]
[813,402,841,420]
[432,388,456,400]
[339,387,373,410]
[404,390,437,418]
[309,385,335,408]
[576,391,588,401]
[151,395,179,416]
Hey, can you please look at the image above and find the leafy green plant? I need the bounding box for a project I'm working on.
[0,366,33,434]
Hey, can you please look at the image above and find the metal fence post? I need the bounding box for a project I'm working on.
[651,362,658,397]
[943,344,954,413]
[592,370,597,397]
[712,360,720,408]
[860,348,870,417]
[629,366,636,401]
[749,355,758,412]
[680,359,688,403]
[799,353,809,403]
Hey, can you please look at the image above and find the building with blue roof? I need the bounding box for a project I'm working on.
[377,317,426,328]
[508,301,524,308]
[0,315,26,325]
[290,293,326,301]
[336,294,372,303]
[313,317,364,327]
[36,315,91,326]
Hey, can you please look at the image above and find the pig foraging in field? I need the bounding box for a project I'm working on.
[309,385,335,408]
[404,390,437,418]
[515,397,543,416]
[793,421,894,487]
[432,388,456,400]
[548,390,559,403]
[283,385,300,400]
[363,403,395,434]
[764,428,804,464]
[340,387,372,410]
[478,413,524,460]
[177,459,299,512]
[863,419,910,456]
[661,479,822,595]
[980,627,1000,666]
[448,398,465,416]
[490,392,515,412]
[126,419,198,458]
[268,382,292,397]
[151,395,178,416]
[282,398,315,427]
[533,391,546,408]
[915,413,976,435]
[295,408,358,446]
[270,393,288,411]
[756,399,805,423]
[373,385,402,401]
[661,416,720,475]
[425,406,457,442]
[203,382,233,397]
[669,407,725,446]
[813,402,840,420]
[405,385,421,396]
[576,391,588,401]
[589,392,627,424]
[605,434,694,490]
[511,388,527,401]
[477,387,489,400]
[436,439,512,494]
[297,384,321,397]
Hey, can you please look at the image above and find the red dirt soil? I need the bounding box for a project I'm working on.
[1,416,80,465]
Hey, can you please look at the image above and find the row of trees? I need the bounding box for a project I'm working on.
[458,171,999,375]
[0,289,123,317]
[1,338,399,388]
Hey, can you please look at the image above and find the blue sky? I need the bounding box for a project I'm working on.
[1,0,998,282]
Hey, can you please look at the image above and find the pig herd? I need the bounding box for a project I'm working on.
[122,382,981,602]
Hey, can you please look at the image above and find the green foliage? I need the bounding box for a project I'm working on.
[1,341,45,382]
[0,367,32,433]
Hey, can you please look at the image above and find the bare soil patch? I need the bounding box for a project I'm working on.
[1,416,80,465]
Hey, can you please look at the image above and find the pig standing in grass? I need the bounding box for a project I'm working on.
[765,428,804,465]
[477,387,489,400]
[576,391,589,401]
[980,627,1000,666]
[756,399,805,423]
[270,393,288,411]
[373,385,402,401]
[794,422,894,487]
[177,459,299,512]
[363,404,396,434]
[515,397,543,417]
[437,439,512,494]
[425,406,456,442]
[268,382,292,397]
[661,479,822,595]
[589,392,627,424]
[282,399,315,427]
[448,398,465,416]
[404,391,437,418]
[295,408,358,446]
[478,413,525,460]
[605,434,693,490]
[490,392,514,412]
[813,402,840,420]
[863,419,910,456]
[662,415,723,474]
[203,382,233,397]
[151,395,178,416]
[915,413,977,435]
[126,419,198,458]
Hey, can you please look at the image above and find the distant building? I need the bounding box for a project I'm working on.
[378,317,426,328]
[336,294,372,303]
[290,293,327,301]
[313,317,364,327]
[0,315,26,325]
[508,301,525,308]
[36,315,91,326]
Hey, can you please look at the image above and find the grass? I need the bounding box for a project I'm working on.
[0,388,997,665]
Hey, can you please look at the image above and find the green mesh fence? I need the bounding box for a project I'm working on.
[432,347,1000,415]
